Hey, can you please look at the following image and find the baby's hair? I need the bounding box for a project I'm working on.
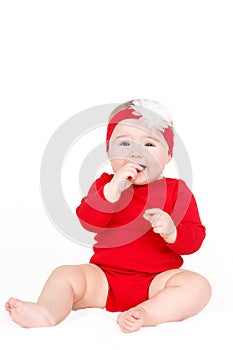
[109,100,134,121]
[109,99,173,126]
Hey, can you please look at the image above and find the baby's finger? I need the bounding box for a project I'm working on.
[151,219,163,228]
[144,208,162,215]
[119,167,137,180]
[144,208,162,219]
[127,169,139,181]
[153,227,165,234]
[144,211,163,223]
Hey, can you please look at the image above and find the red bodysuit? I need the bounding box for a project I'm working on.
[76,173,206,312]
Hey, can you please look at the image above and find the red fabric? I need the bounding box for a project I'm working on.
[162,126,174,156]
[106,108,141,151]
[76,173,206,311]
[103,267,157,312]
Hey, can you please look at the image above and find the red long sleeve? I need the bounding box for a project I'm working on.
[76,173,115,233]
[165,179,206,255]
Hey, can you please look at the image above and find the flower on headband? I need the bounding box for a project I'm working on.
[128,99,173,133]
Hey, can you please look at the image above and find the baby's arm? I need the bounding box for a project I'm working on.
[104,163,143,203]
[76,173,115,232]
[168,180,206,254]
[144,180,206,254]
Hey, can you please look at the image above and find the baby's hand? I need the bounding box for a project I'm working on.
[104,163,143,203]
[143,208,177,243]
[113,163,143,191]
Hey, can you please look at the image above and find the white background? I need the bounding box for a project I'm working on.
[1,1,233,349]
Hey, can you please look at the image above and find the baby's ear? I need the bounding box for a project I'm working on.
[166,150,172,164]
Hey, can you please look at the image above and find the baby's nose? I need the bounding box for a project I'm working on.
[130,142,143,157]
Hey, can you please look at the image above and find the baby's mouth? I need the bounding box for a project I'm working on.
[138,164,147,171]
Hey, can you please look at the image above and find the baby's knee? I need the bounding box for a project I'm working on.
[52,265,69,275]
[197,274,212,300]
[188,272,212,307]
[51,265,80,281]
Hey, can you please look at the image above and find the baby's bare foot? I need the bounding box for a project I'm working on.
[117,307,147,333]
[5,298,56,328]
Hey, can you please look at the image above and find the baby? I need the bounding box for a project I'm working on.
[6,99,211,332]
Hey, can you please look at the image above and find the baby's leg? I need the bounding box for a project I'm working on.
[5,263,108,328]
[117,269,211,333]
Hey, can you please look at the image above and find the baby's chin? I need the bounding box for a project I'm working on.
[133,172,163,186]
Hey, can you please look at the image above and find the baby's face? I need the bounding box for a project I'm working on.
[108,120,171,185]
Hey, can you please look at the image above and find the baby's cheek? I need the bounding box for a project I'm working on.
[149,152,167,170]
[109,144,131,159]
[110,159,127,173]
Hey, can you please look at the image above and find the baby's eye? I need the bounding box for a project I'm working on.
[120,141,131,147]
[144,142,155,147]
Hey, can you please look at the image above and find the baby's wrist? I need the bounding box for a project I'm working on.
[103,181,121,203]
[163,228,177,244]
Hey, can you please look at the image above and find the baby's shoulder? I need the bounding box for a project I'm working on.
[165,177,191,193]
